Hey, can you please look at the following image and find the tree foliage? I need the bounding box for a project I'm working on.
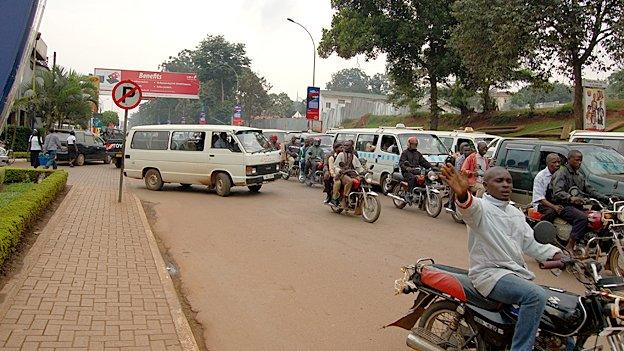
[98,111,119,126]
[14,65,97,129]
[319,0,460,130]
[608,69,624,99]
[511,82,573,108]
[326,68,371,93]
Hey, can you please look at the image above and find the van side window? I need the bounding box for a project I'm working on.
[171,131,206,151]
[439,137,453,151]
[131,131,170,150]
[356,134,379,152]
[211,132,240,152]
[505,149,532,170]
[381,135,399,155]
[538,151,567,171]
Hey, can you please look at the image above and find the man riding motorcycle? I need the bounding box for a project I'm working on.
[305,137,325,180]
[323,142,343,203]
[399,136,432,195]
[331,140,364,207]
[440,164,562,351]
[299,138,312,177]
[550,149,610,252]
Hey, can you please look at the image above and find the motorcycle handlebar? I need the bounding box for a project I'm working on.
[539,260,565,270]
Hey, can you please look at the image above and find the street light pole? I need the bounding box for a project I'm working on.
[287,18,316,87]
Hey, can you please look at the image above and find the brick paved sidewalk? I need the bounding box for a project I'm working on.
[0,166,198,350]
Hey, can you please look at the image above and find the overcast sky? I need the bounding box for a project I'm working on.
[38,0,387,112]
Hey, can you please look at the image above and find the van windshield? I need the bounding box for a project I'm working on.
[236,130,272,153]
[398,134,448,155]
[580,146,624,175]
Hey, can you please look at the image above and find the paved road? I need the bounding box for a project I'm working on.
[126,170,583,351]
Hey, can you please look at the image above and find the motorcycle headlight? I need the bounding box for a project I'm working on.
[427,170,438,181]
[364,172,373,184]
[617,205,624,222]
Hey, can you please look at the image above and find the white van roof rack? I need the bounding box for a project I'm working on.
[379,124,424,130]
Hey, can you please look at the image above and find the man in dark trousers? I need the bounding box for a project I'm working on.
[399,136,432,194]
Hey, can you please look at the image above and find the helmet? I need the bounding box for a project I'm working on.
[270,135,278,142]
[407,136,418,145]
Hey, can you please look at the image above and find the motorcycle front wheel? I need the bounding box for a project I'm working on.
[361,194,381,223]
[392,184,407,209]
[418,301,487,351]
[425,192,443,218]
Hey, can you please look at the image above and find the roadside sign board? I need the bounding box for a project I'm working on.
[96,68,199,99]
[306,86,320,121]
[112,80,142,110]
[582,79,607,131]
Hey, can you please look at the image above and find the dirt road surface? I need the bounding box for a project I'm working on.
[126,174,582,351]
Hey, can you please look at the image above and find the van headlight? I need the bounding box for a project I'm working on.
[428,170,438,181]
[617,205,624,222]
[364,172,373,184]
[246,166,257,176]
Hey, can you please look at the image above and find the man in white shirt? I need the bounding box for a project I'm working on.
[67,131,78,167]
[532,153,563,222]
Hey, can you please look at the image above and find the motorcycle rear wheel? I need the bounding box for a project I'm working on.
[281,170,290,180]
[425,192,443,218]
[361,195,381,223]
[418,301,487,351]
[609,248,624,277]
[392,184,407,209]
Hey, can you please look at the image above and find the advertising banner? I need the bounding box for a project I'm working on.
[94,68,199,99]
[582,80,607,131]
[306,86,320,121]
[232,104,244,126]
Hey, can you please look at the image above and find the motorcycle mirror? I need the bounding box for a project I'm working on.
[570,187,580,197]
[533,221,557,245]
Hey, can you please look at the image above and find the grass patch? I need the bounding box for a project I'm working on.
[0,183,35,210]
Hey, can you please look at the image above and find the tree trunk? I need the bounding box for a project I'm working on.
[429,75,439,130]
[482,84,493,112]
[572,61,584,130]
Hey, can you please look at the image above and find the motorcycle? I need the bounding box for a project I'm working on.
[526,187,624,277]
[279,159,300,180]
[305,157,324,187]
[387,165,444,218]
[328,169,381,223]
[389,221,624,351]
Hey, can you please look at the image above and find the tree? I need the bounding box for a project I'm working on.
[319,0,460,130]
[265,93,295,118]
[608,69,624,99]
[15,65,97,129]
[369,73,389,95]
[99,111,119,126]
[326,68,371,93]
[450,0,539,112]
[238,68,271,121]
[493,1,624,129]
[439,81,475,115]
[511,82,573,108]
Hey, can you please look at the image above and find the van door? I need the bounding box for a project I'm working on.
[168,131,209,184]
[500,144,537,204]
[209,131,246,186]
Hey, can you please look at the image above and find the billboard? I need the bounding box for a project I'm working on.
[582,80,607,131]
[232,104,243,126]
[306,86,320,121]
[94,68,199,99]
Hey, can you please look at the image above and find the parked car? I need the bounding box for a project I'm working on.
[492,139,624,204]
[49,130,111,166]
[100,128,125,168]
[569,130,624,155]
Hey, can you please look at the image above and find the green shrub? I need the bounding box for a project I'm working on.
[0,169,67,266]
[0,126,44,152]
[4,168,54,183]
[13,152,29,159]
[0,168,4,185]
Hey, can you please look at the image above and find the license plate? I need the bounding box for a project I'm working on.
[263,174,272,180]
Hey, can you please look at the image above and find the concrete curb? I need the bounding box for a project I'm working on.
[132,194,200,351]
[0,186,76,319]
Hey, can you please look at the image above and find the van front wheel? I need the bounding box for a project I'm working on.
[215,173,232,197]
[144,169,163,191]
[248,184,262,193]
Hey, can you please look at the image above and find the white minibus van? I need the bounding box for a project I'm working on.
[429,128,497,154]
[124,125,281,196]
[326,125,450,193]
[569,130,624,155]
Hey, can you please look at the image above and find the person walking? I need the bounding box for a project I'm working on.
[67,131,78,167]
[28,129,43,168]
[42,129,62,170]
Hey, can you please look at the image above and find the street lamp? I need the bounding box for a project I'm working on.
[287,18,316,87]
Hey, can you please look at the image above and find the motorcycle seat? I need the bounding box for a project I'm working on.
[392,172,404,182]
[421,265,502,311]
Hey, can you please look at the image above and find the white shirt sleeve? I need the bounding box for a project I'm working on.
[531,170,547,207]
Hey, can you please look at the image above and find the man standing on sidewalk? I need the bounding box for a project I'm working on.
[67,131,78,167]
[43,128,62,170]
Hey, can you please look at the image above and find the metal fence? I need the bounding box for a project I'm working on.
[250,118,310,131]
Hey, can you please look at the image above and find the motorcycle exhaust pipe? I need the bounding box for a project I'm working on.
[406,332,445,351]
[387,193,406,203]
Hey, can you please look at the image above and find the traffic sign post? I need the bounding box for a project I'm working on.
[112,80,142,203]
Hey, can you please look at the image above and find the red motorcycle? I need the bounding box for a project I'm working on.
[328,170,381,223]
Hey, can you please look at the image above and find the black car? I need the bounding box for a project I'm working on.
[50,130,111,166]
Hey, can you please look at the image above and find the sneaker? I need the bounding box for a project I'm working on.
[330,199,341,207]
[324,195,331,204]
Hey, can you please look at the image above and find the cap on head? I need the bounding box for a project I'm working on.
[270,135,278,142]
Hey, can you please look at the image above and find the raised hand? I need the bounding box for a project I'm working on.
[440,163,469,202]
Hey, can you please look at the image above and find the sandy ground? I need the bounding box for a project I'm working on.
[126,176,584,351]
